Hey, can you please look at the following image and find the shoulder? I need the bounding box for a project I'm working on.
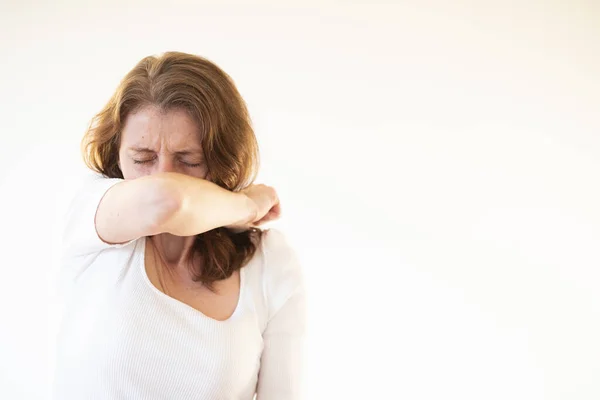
[260,228,297,259]
[260,228,303,278]
[69,171,123,203]
[258,228,305,314]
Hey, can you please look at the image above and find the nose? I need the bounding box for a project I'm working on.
[156,157,177,174]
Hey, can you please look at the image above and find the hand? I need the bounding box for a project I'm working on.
[226,184,281,232]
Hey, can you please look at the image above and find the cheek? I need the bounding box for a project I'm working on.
[120,160,147,180]
[187,166,209,180]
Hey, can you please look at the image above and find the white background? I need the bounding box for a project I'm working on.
[1,1,599,399]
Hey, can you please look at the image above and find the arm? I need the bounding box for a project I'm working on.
[256,290,307,400]
[95,172,258,244]
[256,229,307,400]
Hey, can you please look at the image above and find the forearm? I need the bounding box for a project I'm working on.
[157,172,257,236]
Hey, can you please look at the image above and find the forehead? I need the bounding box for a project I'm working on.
[120,106,202,151]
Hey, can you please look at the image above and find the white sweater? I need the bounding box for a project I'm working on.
[52,174,306,400]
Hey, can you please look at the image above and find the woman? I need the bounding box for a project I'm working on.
[53,51,306,400]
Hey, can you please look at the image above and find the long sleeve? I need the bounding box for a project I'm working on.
[256,229,307,400]
[61,173,136,258]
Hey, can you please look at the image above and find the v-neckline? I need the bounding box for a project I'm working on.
[138,236,245,324]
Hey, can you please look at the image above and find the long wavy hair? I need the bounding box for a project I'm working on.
[81,51,264,289]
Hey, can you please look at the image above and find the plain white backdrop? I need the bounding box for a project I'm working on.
[1,1,599,399]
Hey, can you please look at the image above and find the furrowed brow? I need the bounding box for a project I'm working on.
[129,147,155,153]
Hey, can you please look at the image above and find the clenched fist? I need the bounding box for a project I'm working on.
[226,184,281,232]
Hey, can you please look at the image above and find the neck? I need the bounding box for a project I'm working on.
[150,233,196,266]
[148,233,202,289]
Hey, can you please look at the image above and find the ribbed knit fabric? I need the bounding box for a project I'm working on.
[53,174,306,400]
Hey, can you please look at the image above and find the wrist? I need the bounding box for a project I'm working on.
[230,192,257,228]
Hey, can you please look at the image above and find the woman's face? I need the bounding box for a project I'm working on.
[118,106,209,180]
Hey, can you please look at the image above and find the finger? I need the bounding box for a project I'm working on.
[270,203,281,217]
[253,208,280,226]
[265,203,281,220]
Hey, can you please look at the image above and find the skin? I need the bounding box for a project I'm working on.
[118,106,211,265]
[116,105,271,320]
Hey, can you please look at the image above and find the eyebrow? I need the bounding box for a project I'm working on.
[129,147,203,156]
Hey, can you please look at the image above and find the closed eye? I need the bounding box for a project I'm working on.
[133,159,155,164]
[132,158,202,167]
[182,162,202,167]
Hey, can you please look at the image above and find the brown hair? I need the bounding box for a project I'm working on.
[81,51,264,289]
